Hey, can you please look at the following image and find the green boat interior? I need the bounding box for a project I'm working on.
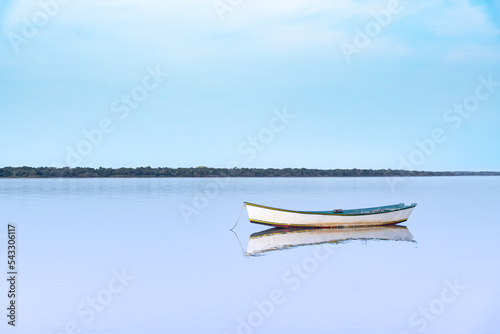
[325,203,417,215]
[245,202,417,215]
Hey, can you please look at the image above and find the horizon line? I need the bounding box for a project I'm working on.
[1,166,499,173]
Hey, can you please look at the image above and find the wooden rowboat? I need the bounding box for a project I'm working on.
[246,226,414,255]
[244,202,417,228]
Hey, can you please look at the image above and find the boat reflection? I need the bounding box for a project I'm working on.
[246,225,415,256]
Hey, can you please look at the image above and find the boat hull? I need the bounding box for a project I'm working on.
[245,202,416,228]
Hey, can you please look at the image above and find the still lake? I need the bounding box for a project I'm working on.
[1,176,499,334]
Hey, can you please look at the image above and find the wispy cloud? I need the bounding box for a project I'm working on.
[2,0,498,65]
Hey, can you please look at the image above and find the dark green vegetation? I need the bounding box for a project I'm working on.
[0,166,499,178]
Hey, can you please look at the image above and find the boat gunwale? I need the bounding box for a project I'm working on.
[244,202,416,216]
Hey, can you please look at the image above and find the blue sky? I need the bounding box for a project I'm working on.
[0,0,499,170]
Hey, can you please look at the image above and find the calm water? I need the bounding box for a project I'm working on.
[1,177,499,334]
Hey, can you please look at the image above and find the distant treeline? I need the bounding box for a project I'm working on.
[0,167,499,178]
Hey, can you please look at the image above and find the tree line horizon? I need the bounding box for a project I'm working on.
[0,166,499,178]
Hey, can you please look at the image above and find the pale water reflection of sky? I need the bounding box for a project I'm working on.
[0,177,499,333]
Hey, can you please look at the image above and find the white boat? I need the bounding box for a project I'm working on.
[246,226,414,255]
[244,202,417,228]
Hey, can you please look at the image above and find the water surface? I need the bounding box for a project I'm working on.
[1,177,499,333]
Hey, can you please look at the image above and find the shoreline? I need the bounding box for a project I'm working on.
[0,167,499,178]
